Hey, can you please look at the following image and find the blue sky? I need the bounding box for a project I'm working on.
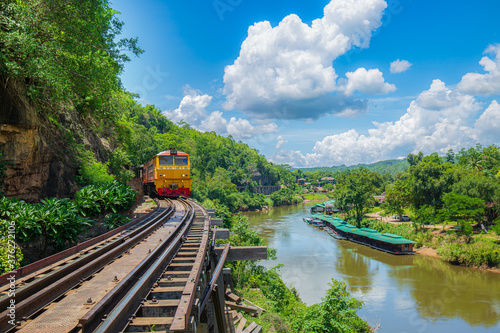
[112,0,500,167]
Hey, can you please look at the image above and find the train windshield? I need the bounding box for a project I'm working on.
[175,156,188,166]
[158,156,173,165]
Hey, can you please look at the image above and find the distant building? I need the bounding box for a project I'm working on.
[320,177,335,186]
[374,192,386,205]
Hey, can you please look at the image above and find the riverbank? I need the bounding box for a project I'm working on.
[415,245,500,274]
[414,246,439,258]
[362,214,500,273]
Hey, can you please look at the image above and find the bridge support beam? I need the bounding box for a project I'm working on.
[214,246,267,261]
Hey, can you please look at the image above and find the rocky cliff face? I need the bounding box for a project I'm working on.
[0,76,109,202]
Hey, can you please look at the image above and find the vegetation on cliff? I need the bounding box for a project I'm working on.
[0,0,142,113]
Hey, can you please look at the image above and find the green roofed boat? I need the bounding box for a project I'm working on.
[310,210,416,255]
[311,200,340,214]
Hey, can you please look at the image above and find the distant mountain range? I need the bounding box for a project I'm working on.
[298,159,410,175]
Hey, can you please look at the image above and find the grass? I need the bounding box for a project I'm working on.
[302,193,330,201]
[368,206,384,213]
[235,288,286,332]
[146,199,157,207]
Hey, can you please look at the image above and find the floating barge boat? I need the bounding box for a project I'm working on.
[303,217,325,227]
[310,200,340,215]
[312,213,416,255]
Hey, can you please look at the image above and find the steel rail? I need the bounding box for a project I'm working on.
[78,199,194,332]
[0,199,162,287]
[198,242,230,313]
[94,199,196,333]
[170,199,211,331]
[0,200,175,332]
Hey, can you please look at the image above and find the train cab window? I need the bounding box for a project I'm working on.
[175,156,188,165]
[158,156,173,165]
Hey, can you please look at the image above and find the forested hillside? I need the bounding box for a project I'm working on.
[299,158,410,175]
[0,0,291,207]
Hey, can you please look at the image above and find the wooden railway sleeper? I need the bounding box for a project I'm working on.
[119,200,211,333]
[93,199,196,333]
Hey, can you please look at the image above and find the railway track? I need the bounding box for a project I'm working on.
[1,197,264,332]
[0,198,207,332]
[95,199,211,333]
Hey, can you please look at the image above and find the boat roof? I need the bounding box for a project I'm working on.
[313,200,335,208]
[311,213,416,244]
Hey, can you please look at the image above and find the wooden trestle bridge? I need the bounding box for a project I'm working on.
[0,198,266,332]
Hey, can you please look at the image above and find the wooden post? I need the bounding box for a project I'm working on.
[211,282,227,333]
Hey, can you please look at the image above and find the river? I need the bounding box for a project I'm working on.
[244,202,500,332]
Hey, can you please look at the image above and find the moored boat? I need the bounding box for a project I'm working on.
[312,213,416,254]
[303,217,324,227]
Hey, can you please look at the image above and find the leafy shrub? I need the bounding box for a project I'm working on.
[1,197,92,256]
[74,148,114,186]
[491,219,500,235]
[238,192,268,211]
[0,236,24,274]
[35,198,93,254]
[104,213,131,229]
[109,148,135,185]
[295,279,371,333]
[270,187,301,206]
[75,182,136,216]
[77,160,114,186]
[0,182,135,260]
[116,169,135,185]
[438,240,500,268]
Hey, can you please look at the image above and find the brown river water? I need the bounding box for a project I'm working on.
[244,202,500,333]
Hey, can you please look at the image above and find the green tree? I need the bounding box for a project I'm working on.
[441,193,486,240]
[0,0,142,114]
[383,179,411,220]
[408,153,453,210]
[441,192,486,222]
[407,151,424,167]
[445,149,456,164]
[296,279,370,333]
[334,168,376,227]
[452,173,500,203]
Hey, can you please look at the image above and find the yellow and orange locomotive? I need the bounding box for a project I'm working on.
[140,149,192,197]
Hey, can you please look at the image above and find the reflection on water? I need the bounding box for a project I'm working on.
[245,203,500,332]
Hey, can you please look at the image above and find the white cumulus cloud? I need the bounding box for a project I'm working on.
[163,86,211,125]
[223,0,389,120]
[474,100,500,143]
[342,68,396,96]
[458,44,500,95]
[276,135,288,149]
[390,59,412,73]
[272,79,495,167]
[163,88,278,141]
